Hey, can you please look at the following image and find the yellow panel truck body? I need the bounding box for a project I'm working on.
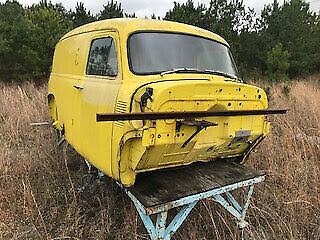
[48,19,270,186]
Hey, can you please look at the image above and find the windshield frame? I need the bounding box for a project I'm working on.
[127,30,239,77]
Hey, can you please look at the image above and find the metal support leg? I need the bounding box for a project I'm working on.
[214,185,255,230]
[241,185,254,220]
[164,201,198,240]
[134,201,157,239]
[131,200,197,240]
[214,185,256,240]
[156,212,168,239]
[225,191,242,213]
[214,194,244,222]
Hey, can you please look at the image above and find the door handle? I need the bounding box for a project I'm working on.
[73,84,84,90]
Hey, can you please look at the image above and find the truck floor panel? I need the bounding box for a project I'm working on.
[129,159,264,208]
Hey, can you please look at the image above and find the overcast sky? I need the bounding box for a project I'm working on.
[1,0,319,17]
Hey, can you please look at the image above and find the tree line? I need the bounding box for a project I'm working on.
[0,0,319,83]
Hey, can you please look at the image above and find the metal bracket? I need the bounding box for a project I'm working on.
[175,120,218,148]
[140,87,153,108]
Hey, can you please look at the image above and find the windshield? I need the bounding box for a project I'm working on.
[128,32,239,78]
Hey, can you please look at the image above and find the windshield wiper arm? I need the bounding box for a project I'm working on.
[160,67,214,76]
[160,68,189,76]
[160,68,239,81]
[204,69,238,80]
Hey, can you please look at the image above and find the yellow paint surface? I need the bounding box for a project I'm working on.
[48,19,269,186]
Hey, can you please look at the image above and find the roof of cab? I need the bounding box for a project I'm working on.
[60,18,229,46]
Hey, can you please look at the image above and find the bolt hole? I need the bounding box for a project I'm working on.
[258,94,261,99]
[157,134,161,138]
[228,102,232,107]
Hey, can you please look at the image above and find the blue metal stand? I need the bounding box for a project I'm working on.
[120,175,265,240]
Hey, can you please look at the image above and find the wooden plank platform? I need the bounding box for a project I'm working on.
[129,159,265,208]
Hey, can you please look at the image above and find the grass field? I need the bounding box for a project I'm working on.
[0,75,319,239]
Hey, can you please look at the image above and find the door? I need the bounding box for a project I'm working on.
[79,32,122,176]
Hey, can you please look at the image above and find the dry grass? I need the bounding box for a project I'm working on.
[0,75,319,240]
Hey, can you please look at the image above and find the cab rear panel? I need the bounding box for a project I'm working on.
[114,77,269,185]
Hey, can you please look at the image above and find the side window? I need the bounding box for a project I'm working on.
[87,37,118,77]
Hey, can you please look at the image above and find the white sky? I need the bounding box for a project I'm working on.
[0,0,319,17]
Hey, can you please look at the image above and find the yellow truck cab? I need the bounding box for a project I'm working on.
[48,18,271,186]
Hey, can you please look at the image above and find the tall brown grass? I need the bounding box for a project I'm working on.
[0,75,319,239]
